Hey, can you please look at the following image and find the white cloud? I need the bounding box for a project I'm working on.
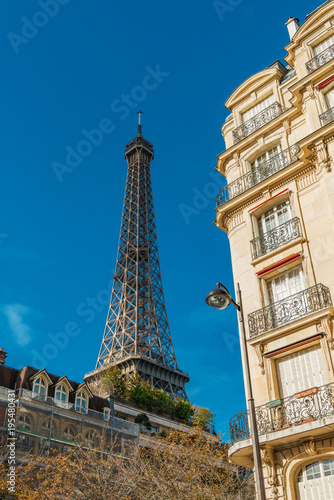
[2,304,33,347]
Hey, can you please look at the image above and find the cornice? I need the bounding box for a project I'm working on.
[217,107,296,174]
[215,162,317,232]
[225,68,284,109]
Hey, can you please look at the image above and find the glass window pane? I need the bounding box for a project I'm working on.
[323,459,334,476]
[314,34,334,55]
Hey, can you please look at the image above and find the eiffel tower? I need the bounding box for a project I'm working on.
[86,113,189,399]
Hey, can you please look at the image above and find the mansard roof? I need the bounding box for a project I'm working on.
[225,65,286,109]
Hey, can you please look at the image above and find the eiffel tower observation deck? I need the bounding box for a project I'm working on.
[85,113,189,399]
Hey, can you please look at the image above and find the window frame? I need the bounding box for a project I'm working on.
[18,414,32,430]
[32,376,47,398]
[264,264,306,306]
[75,390,88,413]
[255,199,294,239]
[54,383,68,406]
[312,33,334,57]
[241,94,275,123]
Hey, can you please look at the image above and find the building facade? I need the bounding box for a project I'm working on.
[215,2,334,499]
[0,349,194,463]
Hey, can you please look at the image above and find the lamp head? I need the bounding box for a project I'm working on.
[205,282,232,311]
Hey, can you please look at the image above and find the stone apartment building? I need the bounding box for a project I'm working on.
[215,1,334,498]
[0,348,194,462]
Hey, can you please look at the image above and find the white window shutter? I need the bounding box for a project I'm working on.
[277,346,328,399]
[314,34,334,55]
[242,95,274,123]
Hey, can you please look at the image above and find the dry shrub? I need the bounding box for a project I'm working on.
[0,427,254,499]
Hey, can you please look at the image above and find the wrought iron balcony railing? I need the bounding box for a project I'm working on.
[250,217,302,260]
[216,145,300,207]
[248,284,332,338]
[230,382,334,445]
[319,107,334,127]
[232,102,283,144]
[306,43,334,73]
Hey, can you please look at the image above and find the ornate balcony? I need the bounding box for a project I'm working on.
[216,145,300,207]
[232,102,283,144]
[306,44,334,73]
[230,382,334,445]
[250,217,302,260]
[248,284,332,338]
[319,107,334,127]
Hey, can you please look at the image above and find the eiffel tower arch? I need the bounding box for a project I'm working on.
[85,114,189,400]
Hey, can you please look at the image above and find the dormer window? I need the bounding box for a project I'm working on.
[313,34,334,57]
[55,384,67,407]
[75,390,88,413]
[33,377,46,398]
[233,95,282,143]
[307,33,334,73]
[241,95,274,123]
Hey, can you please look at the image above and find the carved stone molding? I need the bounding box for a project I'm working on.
[317,317,334,350]
[313,140,332,175]
[307,83,316,100]
[296,167,317,191]
[261,447,278,500]
[283,119,291,136]
[304,440,317,457]
[225,210,244,233]
[255,343,267,375]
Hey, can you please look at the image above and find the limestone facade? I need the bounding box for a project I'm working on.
[215,2,334,498]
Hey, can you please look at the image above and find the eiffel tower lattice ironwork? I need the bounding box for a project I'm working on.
[93,113,189,399]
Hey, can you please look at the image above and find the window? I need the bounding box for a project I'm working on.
[85,431,97,447]
[250,145,283,185]
[313,34,334,56]
[55,384,67,407]
[325,88,334,110]
[251,200,298,259]
[266,265,305,304]
[297,459,334,500]
[242,95,274,123]
[64,427,75,441]
[75,391,87,413]
[42,419,52,431]
[18,414,31,430]
[323,459,334,477]
[251,145,281,170]
[33,377,46,397]
[277,345,328,398]
[257,200,293,238]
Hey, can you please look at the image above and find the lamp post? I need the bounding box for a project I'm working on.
[206,282,266,500]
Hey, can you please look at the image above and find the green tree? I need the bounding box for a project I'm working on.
[192,405,216,428]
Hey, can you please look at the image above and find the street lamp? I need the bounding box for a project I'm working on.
[206,282,266,500]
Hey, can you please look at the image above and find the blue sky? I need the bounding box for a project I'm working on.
[0,0,324,438]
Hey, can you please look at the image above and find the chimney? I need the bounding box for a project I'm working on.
[0,348,7,365]
[286,17,300,41]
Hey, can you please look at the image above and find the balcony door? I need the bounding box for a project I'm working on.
[242,94,274,123]
[266,265,305,305]
[313,34,334,56]
[325,88,334,110]
[277,345,327,399]
[250,145,281,185]
[257,200,293,238]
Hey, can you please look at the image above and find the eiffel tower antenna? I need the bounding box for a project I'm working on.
[90,114,189,399]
